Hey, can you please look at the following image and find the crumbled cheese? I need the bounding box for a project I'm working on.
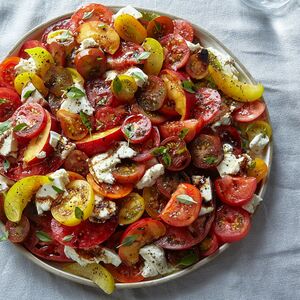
[223,143,233,154]
[78,38,98,52]
[64,246,121,267]
[21,82,45,103]
[89,195,116,223]
[112,5,142,20]
[242,194,263,214]
[14,57,37,74]
[123,67,148,87]
[115,141,137,159]
[191,176,213,202]
[49,131,75,159]
[47,29,74,45]
[104,70,118,82]
[199,206,215,216]
[49,131,60,148]
[0,174,14,193]
[186,40,202,53]
[0,129,18,157]
[35,151,46,159]
[212,112,232,129]
[36,199,52,216]
[136,164,165,189]
[249,134,269,154]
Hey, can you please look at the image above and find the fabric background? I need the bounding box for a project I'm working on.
[0,0,300,299]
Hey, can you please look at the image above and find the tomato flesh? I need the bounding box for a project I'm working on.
[0,87,21,122]
[233,101,266,123]
[6,215,30,243]
[173,19,194,42]
[0,57,20,88]
[106,263,144,283]
[147,16,174,39]
[216,125,242,155]
[113,161,145,184]
[198,231,219,257]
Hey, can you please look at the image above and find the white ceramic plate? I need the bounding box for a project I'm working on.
[6,6,273,290]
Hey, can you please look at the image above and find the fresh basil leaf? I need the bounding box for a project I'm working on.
[116,234,139,248]
[124,124,134,139]
[179,128,189,139]
[23,89,35,99]
[75,207,84,220]
[182,80,196,93]
[83,10,94,20]
[48,176,54,182]
[0,98,7,104]
[134,51,151,62]
[36,231,52,242]
[66,86,85,99]
[52,185,64,194]
[151,146,167,156]
[79,111,92,134]
[162,153,172,167]
[177,250,198,267]
[13,123,28,132]
[113,76,122,93]
[176,194,197,205]
[59,30,72,42]
[0,121,11,135]
[203,155,217,164]
[98,23,106,29]
[3,159,10,172]
[62,235,74,242]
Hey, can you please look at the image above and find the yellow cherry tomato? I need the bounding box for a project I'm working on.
[77,21,120,55]
[142,38,164,75]
[246,120,272,141]
[51,180,94,226]
[14,72,48,96]
[118,192,145,225]
[111,74,137,102]
[66,67,85,85]
[114,14,147,44]
[247,158,268,183]
[4,176,51,222]
[63,263,115,294]
[25,47,54,78]
[208,65,264,102]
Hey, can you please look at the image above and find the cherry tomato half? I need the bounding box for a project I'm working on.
[147,16,174,39]
[41,18,72,44]
[185,49,209,80]
[0,57,20,88]
[173,19,194,42]
[105,263,145,283]
[232,100,266,123]
[113,161,145,184]
[63,150,89,177]
[0,87,21,121]
[247,157,268,183]
[198,231,219,257]
[19,40,46,59]
[5,215,30,243]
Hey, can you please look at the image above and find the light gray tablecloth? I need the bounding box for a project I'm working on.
[1,0,300,299]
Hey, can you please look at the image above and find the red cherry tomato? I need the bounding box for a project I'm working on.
[112,161,145,184]
[130,103,167,125]
[106,263,145,283]
[173,19,194,42]
[160,34,190,71]
[232,101,266,123]
[41,18,72,44]
[191,88,222,126]
[19,40,46,59]
[5,215,30,243]
[63,150,89,177]
[51,217,118,249]
[0,87,21,121]
[198,231,219,257]
[13,103,47,140]
[213,204,251,243]
[215,175,257,207]
[160,183,202,227]
[147,16,174,39]
[216,125,242,155]
[121,114,152,144]
[185,49,209,80]
[0,57,20,88]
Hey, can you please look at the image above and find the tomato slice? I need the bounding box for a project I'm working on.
[233,101,266,123]
[198,231,219,257]
[191,88,222,126]
[160,34,190,70]
[147,16,174,39]
[190,134,223,169]
[41,18,72,44]
[130,103,167,125]
[121,114,152,144]
[160,183,202,227]
[247,157,268,183]
[0,87,21,121]
[136,75,166,111]
[86,174,133,199]
[105,263,144,283]
[173,19,194,42]
[159,98,179,117]
[19,40,46,59]
[112,161,145,184]
[213,205,251,243]
[215,175,257,207]
[185,49,209,80]
[5,215,30,243]
[46,42,66,67]
[0,57,20,88]
[111,75,138,103]
[63,150,89,177]
[13,103,47,140]
[216,125,242,155]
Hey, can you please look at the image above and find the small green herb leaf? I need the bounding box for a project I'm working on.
[203,156,217,164]
[62,235,74,242]
[23,89,36,99]
[176,194,197,205]
[79,111,92,134]
[0,98,7,104]
[75,207,84,220]
[113,76,122,93]
[182,80,196,93]
[13,123,28,132]
[0,121,11,135]
[162,153,172,167]
[117,234,139,248]
[36,231,52,242]
[177,250,198,267]
[3,159,10,172]
[154,21,162,33]
[141,11,160,22]
[59,30,72,42]
[134,51,151,62]
[248,160,256,170]
[83,10,94,20]
[97,96,108,106]
[98,23,106,29]
[96,57,103,61]
[151,146,167,156]
[52,185,64,194]
[179,128,189,139]
[124,124,134,139]
[66,86,85,99]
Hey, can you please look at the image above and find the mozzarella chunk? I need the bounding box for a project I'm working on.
[14,57,37,74]
[49,131,61,148]
[35,151,46,159]
[36,199,52,215]
[199,206,215,216]
[49,131,76,159]
[139,245,171,278]
[64,246,121,267]
[123,67,148,87]
[112,5,142,20]
[116,141,137,159]
[89,195,117,223]
[186,40,202,53]
[136,164,165,190]
[217,153,244,177]
[78,38,98,52]
[242,194,263,214]
[0,129,18,157]
[47,30,74,45]
[191,176,213,202]
[0,175,14,193]
[249,134,269,154]
[60,83,94,116]
[21,82,45,103]
[104,70,118,82]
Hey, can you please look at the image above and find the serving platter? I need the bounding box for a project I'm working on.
[5,6,273,290]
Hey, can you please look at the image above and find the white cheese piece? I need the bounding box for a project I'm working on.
[223,143,233,154]
[36,199,52,216]
[78,38,98,52]
[200,177,213,202]
[89,195,117,222]
[35,151,46,159]
[64,246,121,267]
[21,82,45,103]
[112,5,142,20]
[60,83,94,116]
[0,129,18,157]
[186,40,202,53]
[139,245,171,278]
[104,70,118,82]
[136,164,165,189]
[249,134,269,154]
[47,29,74,45]
[49,131,75,159]
[123,67,148,87]
[217,153,244,177]
[49,131,61,148]
[116,141,137,159]
[14,57,37,74]
[0,174,14,193]
[242,194,263,214]
[199,206,215,216]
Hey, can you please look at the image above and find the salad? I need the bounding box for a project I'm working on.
[0,3,272,294]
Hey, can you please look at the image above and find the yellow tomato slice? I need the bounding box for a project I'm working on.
[111,75,137,102]
[208,65,264,102]
[66,67,85,85]
[247,157,268,183]
[246,120,272,141]
[63,263,115,294]
[14,72,48,96]
[142,38,164,75]
[114,14,147,44]
[4,176,51,222]
[51,180,94,226]
[25,47,54,78]
[118,193,145,225]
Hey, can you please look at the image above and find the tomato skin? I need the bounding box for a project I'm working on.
[213,205,251,243]
[5,215,30,243]
[185,49,209,80]
[216,125,242,155]
[113,162,145,184]
[247,157,268,183]
[130,103,167,125]
[160,183,202,227]
[147,16,174,39]
[0,87,21,121]
[159,98,179,117]
[19,40,46,59]
[198,231,219,257]
[105,263,144,283]
[215,176,257,207]
[41,18,71,44]
[0,57,20,88]
[46,42,66,66]
[232,101,266,123]
[173,19,194,42]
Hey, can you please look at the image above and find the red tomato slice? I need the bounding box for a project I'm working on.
[215,175,257,207]
[51,217,118,249]
[41,18,72,44]
[6,215,30,243]
[160,34,190,70]
[121,114,152,144]
[0,194,6,223]
[13,103,47,140]
[63,150,89,177]
[0,57,20,88]
[130,103,167,125]
[46,42,66,67]
[213,204,251,243]
[105,263,145,283]
[160,183,202,227]
[107,42,144,70]
[232,101,266,123]
[216,125,242,155]
[0,87,21,121]
[147,16,174,39]
[112,161,145,184]
[191,88,222,126]
[19,40,46,59]
[159,98,179,117]
[198,231,219,257]
[173,19,194,42]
